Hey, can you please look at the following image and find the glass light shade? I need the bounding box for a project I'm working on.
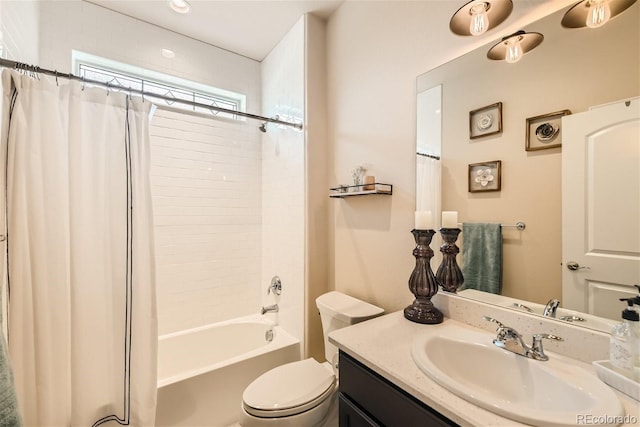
[586,0,612,27]
[450,0,513,36]
[487,31,543,63]
[469,3,490,36]
[505,37,523,63]
[561,0,636,29]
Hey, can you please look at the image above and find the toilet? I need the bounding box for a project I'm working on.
[240,291,384,427]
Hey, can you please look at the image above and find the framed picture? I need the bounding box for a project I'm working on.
[525,109,571,151]
[469,102,502,139]
[468,160,502,193]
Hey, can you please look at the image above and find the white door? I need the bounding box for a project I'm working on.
[562,98,640,320]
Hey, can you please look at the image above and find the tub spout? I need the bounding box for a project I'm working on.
[261,304,279,315]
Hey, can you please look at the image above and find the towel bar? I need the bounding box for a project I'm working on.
[458,222,526,231]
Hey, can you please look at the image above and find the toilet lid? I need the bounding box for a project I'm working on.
[243,358,335,416]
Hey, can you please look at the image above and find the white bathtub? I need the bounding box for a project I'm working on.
[155,315,300,427]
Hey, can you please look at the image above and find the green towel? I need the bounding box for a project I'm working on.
[460,223,502,294]
[0,333,21,426]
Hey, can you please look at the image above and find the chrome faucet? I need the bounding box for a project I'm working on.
[261,304,279,315]
[543,299,560,317]
[482,316,563,361]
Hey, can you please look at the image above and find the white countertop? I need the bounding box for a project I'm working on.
[329,310,639,427]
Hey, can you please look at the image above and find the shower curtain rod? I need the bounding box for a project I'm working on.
[417,152,441,160]
[0,58,304,130]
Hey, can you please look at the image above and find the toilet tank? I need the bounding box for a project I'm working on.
[316,291,384,363]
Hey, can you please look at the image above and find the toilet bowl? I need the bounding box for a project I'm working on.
[240,291,383,427]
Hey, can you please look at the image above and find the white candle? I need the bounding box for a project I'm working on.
[415,211,433,230]
[442,211,458,228]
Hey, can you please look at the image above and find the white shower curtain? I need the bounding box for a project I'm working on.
[416,155,441,218]
[1,70,157,426]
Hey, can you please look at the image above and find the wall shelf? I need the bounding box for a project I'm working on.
[329,183,393,198]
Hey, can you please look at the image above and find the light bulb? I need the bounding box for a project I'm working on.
[469,2,490,36]
[167,0,191,14]
[505,36,523,63]
[586,0,611,28]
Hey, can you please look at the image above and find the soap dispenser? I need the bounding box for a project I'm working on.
[610,298,639,378]
[631,284,640,313]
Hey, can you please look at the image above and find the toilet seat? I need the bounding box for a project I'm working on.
[242,358,336,418]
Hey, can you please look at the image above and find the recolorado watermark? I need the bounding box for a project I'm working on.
[576,414,638,425]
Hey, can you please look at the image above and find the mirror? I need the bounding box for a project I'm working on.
[416,4,639,332]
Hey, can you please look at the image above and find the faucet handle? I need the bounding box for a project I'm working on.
[268,276,282,296]
[482,316,505,329]
[530,333,564,361]
[532,333,563,343]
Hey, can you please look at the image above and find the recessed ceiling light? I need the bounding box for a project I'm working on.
[161,48,175,59]
[167,0,191,14]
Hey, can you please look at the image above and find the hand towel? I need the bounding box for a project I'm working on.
[0,334,21,426]
[461,223,502,294]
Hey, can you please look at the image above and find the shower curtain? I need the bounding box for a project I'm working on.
[0,70,157,426]
[416,155,441,217]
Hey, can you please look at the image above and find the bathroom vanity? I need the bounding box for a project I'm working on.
[339,350,456,426]
[329,293,640,427]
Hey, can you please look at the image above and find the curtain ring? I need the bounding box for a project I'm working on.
[55,70,59,86]
[106,81,110,96]
[81,76,85,91]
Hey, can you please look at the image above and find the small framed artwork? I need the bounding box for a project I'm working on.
[525,109,571,151]
[468,160,502,193]
[469,102,503,139]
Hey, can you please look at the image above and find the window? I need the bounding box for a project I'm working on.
[73,51,246,120]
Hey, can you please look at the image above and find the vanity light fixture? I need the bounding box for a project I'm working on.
[487,31,544,64]
[561,0,637,28]
[450,0,513,36]
[167,0,191,14]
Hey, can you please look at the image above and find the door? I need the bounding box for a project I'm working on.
[562,98,640,320]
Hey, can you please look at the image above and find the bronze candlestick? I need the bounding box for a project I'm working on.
[404,229,443,324]
[436,228,464,293]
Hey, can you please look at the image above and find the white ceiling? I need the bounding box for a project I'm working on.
[86,0,344,61]
[85,0,577,63]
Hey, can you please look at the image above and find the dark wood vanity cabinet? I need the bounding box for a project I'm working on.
[338,351,459,427]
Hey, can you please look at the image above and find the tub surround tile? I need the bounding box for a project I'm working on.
[329,293,639,427]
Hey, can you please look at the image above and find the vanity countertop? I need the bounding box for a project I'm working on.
[329,311,639,427]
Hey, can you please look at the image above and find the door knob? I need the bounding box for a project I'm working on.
[566,261,590,271]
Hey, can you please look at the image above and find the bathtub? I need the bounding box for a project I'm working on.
[155,315,300,427]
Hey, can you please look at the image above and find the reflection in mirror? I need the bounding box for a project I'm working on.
[416,85,442,218]
[415,4,639,333]
[416,85,442,264]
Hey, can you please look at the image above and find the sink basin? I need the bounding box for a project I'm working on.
[411,322,624,427]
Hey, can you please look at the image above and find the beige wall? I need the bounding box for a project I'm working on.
[304,14,330,361]
[325,1,638,312]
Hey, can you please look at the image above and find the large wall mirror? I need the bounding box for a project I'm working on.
[416,3,639,332]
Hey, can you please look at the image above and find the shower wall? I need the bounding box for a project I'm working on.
[150,110,262,334]
[261,17,306,348]
[0,1,39,64]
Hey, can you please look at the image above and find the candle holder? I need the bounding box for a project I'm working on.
[404,229,443,324]
[436,228,464,293]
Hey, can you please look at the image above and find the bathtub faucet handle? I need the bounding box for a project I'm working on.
[268,276,282,296]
